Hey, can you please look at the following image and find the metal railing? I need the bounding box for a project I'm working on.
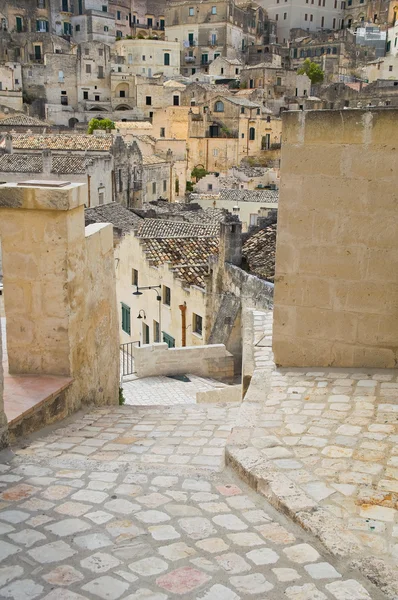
[120,340,140,382]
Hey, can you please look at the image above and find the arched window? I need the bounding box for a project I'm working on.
[327,47,331,54]
[164,52,170,65]
[214,100,224,112]
[332,47,337,54]
[249,127,255,140]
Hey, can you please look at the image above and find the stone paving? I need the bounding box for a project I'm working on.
[227,310,398,598]
[122,376,226,407]
[0,403,386,600]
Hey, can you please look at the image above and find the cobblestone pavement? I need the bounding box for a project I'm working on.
[228,310,398,597]
[122,376,226,407]
[0,404,386,600]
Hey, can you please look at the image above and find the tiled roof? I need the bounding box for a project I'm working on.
[0,154,42,172]
[134,135,156,145]
[225,96,261,108]
[242,224,276,282]
[190,189,279,203]
[142,237,219,288]
[0,153,103,174]
[142,155,166,165]
[139,201,228,224]
[136,218,219,238]
[51,155,87,174]
[85,204,142,234]
[219,189,278,203]
[10,134,113,151]
[114,121,153,130]
[0,115,49,127]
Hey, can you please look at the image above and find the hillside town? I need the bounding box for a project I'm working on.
[0,0,398,599]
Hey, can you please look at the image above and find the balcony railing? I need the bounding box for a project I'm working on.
[185,55,195,62]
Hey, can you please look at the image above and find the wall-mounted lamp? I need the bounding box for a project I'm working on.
[137,309,146,320]
[133,285,161,301]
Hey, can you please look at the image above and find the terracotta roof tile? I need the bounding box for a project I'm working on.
[85,204,142,234]
[136,218,219,238]
[0,115,49,127]
[10,133,112,151]
[242,224,276,282]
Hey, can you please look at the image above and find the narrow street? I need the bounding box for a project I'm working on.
[0,402,386,600]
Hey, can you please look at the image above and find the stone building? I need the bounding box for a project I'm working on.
[189,188,279,231]
[165,0,269,75]
[0,147,113,207]
[0,181,119,446]
[258,0,343,44]
[186,95,282,171]
[273,108,398,368]
[71,0,116,44]
[85,204,221,348]
[0,63,23,112]
[0,0,52,36]
[208,56,243,80]
[114,38,181,78]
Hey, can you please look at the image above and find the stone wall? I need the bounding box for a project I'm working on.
[273,108,398,368]
[0,322,8,449]
[132,343,235,382]
[0,182,119,430]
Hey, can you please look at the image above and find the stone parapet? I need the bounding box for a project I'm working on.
[133,343,235,382]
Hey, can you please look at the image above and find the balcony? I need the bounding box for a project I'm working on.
[185,56,195,62]
[29,54,43,63]
[186,40,196,46]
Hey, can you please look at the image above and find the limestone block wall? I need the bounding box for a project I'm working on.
[273,109,398,368]
[0,183,119,420]
[0,324,8,449]
[133,343,235,382]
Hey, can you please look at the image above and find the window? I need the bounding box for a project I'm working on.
[249,127,255,141]
[213,148,218,156]
[142,322,150,344]
[276,13,279,20]
[127,54,132,64]
[104,26,109,32]
[240,106,245,114]
[263,133,270,149]
[208,183,213,190]
[119,89,125,97]
[321,16,324,26]
[146,96,152,105]
[160,19,165,29]
[116,30,122,37]
[64,22,72,34]
[86,63,91,74]
[102,4,107,11]
[304,13,308,19]
[163,286,171,306]
[310,14,313,21]
[37,0,46,7]
[284,12,287,19]
[162,332,175,347]
[99,48,103,57]
[160,127,165,137]
[214,100,224,111]
[147,17,153,26]
[164,52,170,65]
[163,180,167,193]
[201,53,208,64]
[98,65,104,78]
[16,16,23,32]
[95,94,100,101]
[390,65,393,71]
[61,95,68,105]
[132,269,138,286]
[117,10,121,19]
[34,45,42,60]
[173,95,179,106]
[119,169,123,192]
[193,313,203,335]
[75,24,80,31]
[98,191,104,205]
[36,20,49,32]
[121,303,131,334]
[83,91,88,99]
[211,33,217,44]
[153,321,160,343]
[62,0,69,11]
[257,108,260,115]
[211,6,217,13]
[58,70,64,82]
[189,7,194,15]
[333,18,336,28]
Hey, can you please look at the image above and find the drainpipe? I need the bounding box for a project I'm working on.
[179,302,187,346]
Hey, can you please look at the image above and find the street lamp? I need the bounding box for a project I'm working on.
[137,309,146,320]
[133,285,162,341]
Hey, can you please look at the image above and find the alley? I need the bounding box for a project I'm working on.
[0,403,387,600]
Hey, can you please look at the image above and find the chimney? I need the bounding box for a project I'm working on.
[42,149,52,174]
[219,219,242,267]
[5,134,12,154]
